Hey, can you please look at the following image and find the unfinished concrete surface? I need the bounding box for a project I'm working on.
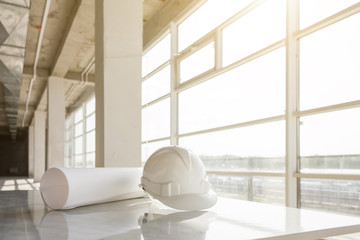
[0,0,198,139]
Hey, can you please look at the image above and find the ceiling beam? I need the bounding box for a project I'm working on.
[23,66,50,78]
[23,66,94,84]
[50,0,83,77]
[0,105,36,112]
[64,71,95,85]
[143,0,198,49]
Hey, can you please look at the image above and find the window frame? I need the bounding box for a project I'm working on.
[141,0,360,209]
[65,94,96,168]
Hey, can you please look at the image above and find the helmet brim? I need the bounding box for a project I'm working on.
[154,189,217,211]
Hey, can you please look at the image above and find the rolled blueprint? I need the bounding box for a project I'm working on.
[40,167,146,210]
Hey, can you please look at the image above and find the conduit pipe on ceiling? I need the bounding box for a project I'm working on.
[85,60,95,86]
[81,58,95,87]
[22,0,52,127]
[65,58,94,99]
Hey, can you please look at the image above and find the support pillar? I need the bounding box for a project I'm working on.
[95,0,142,167]
[47,76,65,168]
[33,110,46,182]
[28,124,35,178]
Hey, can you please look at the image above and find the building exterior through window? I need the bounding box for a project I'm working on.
[141,0,360,215]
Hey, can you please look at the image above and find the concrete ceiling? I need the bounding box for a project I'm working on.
[0,0,169,138]
[0,0,197,138]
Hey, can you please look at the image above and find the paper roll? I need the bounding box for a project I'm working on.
[40,168,146,210]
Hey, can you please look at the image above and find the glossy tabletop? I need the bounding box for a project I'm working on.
[1,190,360,240]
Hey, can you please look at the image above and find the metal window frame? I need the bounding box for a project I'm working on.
[85,129,96,153]
[65,93,97,168]
[142,31,172,79]
[85,112,96,133]
[286,0,300,208]
[141,0,360,208]
[85,95,96,116]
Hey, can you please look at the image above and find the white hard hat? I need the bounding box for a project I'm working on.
[141,146,217,210]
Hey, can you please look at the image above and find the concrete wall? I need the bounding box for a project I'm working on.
[0,129,29,176]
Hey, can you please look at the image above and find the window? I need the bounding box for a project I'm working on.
[222,0,286,66]
[142,0,360,214]
[179,47,285,133]
[179,42,215,83]
[300,108,360,172]
[142,33,170,77]
[142,65,170,105]
[142,98,170,141]
[64,117,73,167]
[296,1,360,215]
[65,95,96,168]
[299,13,360,110]
[86,97,95,115]
[74,108,83,123]
[179,121,285,173]
[299,0,360,29]
[141,33,172,164]
[300,178,360,215]
[178,0,251,51]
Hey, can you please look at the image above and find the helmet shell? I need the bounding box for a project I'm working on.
[141,146,217,210]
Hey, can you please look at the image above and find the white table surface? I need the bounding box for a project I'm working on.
[1,190,360,240]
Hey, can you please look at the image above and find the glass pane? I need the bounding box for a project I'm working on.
[300,178,360,215]
[300,108,360,174]
[142,65,170,105]
[300,0,360,29]
[86,113,95,132]
[65,157,71,168]
[65,129,72,141]
[86,131,95,153]
[178,0,252,51]
[142,33,171,77]
[299,13,360,110]
[65,142,72,157]
[74,108,83,123]
[179,48,285,134]
[142,140,170,164]
[223,0,286,66]
[75,122,83,137]
[179,42,215,83]
[209,174,249,200]
[75,155,84,168]
[86,153,95,168]
[75,137,83,155]
[65,116,72,129]
[252,177,285,205]
[208,174,284,205]
[179,121,285,172]
[86,97,95,115]
[142,98,170,141]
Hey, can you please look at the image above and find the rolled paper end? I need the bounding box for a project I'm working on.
[40,168,69,210]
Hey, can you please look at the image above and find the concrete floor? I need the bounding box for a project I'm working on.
[0,177,40,191]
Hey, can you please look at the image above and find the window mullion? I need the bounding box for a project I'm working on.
[83,104,86,167]
[286,0,300,208]
[215,28,223,70]
[170,22,179,145]
[71,114,75,168]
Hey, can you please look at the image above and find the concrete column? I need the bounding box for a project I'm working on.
[28,125,35,178]
[95,0,142,167]
[34,110,46,182]
[47,76,65,168]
